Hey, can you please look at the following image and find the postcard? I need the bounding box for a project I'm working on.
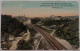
[0,0,79,51]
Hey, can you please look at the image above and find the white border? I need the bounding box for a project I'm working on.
[0,0,80,51]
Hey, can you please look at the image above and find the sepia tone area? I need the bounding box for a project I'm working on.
[1,1,79,50]
[1,14,79,50]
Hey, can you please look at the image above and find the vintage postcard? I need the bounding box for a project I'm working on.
[0,0,79,50]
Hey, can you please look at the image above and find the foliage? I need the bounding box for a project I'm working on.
[17,39,34,50]
[1,15,17,32]
[42,19,71,26]
[1,42,12,50]
[55,19,79,48]
[31,18,41,24]
[29,28,37,37]
[7,20,27,36]
[1,15,27,36]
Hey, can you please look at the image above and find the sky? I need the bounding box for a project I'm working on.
[1,1,78,17]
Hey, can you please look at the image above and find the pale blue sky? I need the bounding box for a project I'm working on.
[1,1,78,17]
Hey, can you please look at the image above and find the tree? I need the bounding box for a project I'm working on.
[31,18,41,24]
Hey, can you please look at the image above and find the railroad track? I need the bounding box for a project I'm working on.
[27,24,68,50]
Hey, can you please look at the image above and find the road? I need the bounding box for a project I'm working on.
[27,24,68,50]
[10,30,30,50]
[10,37,22,50]
[50,29,56,37]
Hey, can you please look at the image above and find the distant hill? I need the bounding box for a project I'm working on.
[65,16,79,18]
[70,16,79,18]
